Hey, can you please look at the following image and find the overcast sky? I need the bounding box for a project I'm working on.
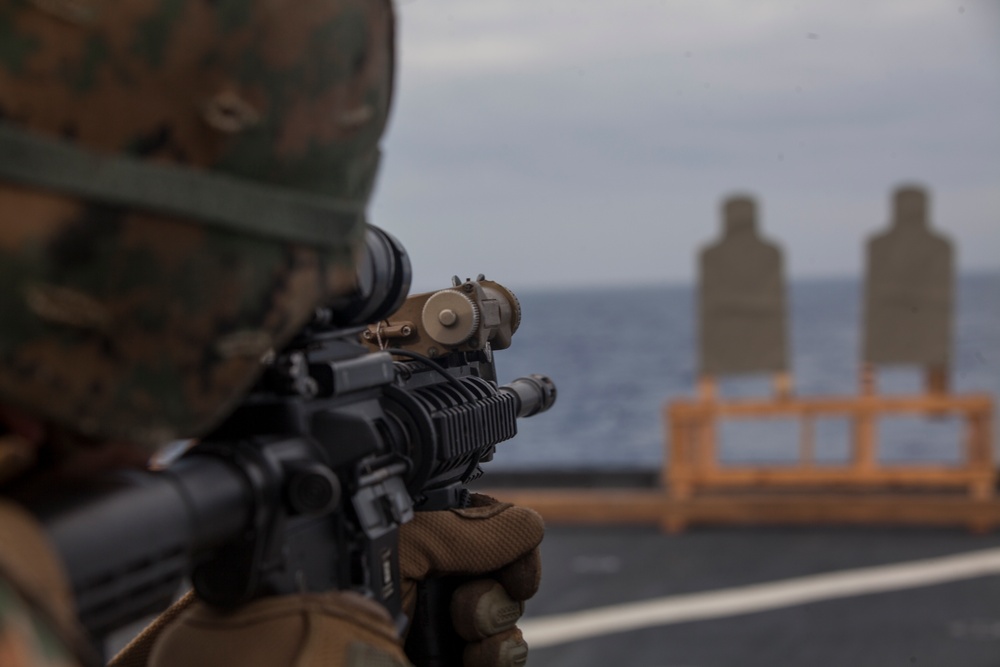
[369,0,1000,293]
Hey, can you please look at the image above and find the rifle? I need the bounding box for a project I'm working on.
[21,226,555,664]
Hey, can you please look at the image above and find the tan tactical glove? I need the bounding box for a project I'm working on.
[140,591,410,667]
[399,494,545,667]
[110,494,543,667]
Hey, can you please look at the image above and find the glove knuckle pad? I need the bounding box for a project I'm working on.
[452,580,523,641]
[463,630,528,667]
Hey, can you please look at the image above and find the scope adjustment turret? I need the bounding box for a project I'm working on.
[421,290,480,346]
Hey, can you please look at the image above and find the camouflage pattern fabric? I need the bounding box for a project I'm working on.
[0,222,341,447]
[0,0,395,448]
[0,501,94,667]
[0,580,78,667]
[0,2,397,665]
[0,0,393,203]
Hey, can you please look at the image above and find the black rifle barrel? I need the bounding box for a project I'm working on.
[499,374,557,418]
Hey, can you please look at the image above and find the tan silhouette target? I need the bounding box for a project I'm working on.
[698,196,788,376]
[863,186,953,369]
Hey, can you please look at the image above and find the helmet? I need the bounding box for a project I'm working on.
[0,0,394,448]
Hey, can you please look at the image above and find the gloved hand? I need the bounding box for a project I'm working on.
[399,494,545,667]
[110,494,543,667]
[141,591,410,667]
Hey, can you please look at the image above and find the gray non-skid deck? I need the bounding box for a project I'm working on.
[524,525,1000,667]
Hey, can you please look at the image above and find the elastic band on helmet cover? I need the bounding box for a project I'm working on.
[0,122,376,247]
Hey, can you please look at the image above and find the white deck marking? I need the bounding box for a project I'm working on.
[521,547,1000,648]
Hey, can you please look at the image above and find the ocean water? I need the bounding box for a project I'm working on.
[493,272,1000,470]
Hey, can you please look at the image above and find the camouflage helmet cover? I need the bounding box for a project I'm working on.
[0,0,394,447]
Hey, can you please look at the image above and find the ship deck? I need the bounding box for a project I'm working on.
[478,473,1000,666]
[521,523,1000,666]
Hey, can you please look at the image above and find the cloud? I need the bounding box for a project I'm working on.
[374,0,1000,292]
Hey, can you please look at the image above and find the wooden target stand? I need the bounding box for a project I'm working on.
[663,366,996,532]
[484,369,996,534]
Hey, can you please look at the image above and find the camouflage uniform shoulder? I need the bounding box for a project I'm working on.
[0,577,78,667]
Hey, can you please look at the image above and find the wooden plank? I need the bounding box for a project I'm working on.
[773,371,794,400]
[669,394,993,417]
[799,414,815,466]
[679,493,1000,531]
[697,411,717,473]
[665,404,691,501]
[480,488,1000,533]
[693,378,717,475]
[967,411,995,500]
[697,376,717,401]
[662,380,995,528]
[926,365,949,395]
[852,408,877,473]
[676,467,992,487]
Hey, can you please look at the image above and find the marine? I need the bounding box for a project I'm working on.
[0,1,543,665]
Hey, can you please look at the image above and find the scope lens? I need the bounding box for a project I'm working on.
[330,225,412,326]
